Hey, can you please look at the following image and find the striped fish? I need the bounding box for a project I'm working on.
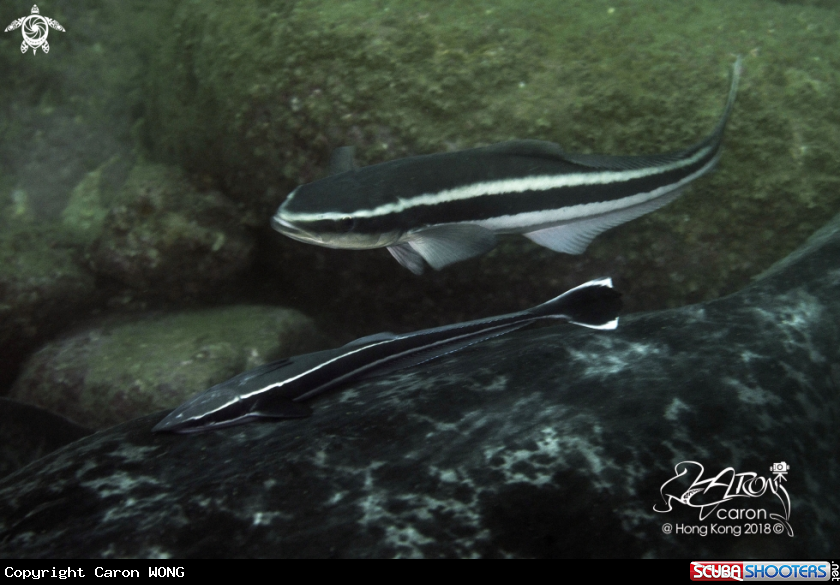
[153,278,621,433]
[273,58,741,274]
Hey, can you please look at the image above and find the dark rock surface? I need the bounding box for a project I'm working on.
[1,212,839,558]
[0,399,92,481]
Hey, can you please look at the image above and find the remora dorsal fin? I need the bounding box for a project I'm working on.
[343,332,398,347]
[406,224,498,271]
[329,146,358,175]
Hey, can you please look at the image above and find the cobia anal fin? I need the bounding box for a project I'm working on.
[406,224,498,271]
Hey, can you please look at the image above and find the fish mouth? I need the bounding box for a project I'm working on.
[271,216,324,245]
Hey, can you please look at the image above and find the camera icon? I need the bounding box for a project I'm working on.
[770,462,789,474]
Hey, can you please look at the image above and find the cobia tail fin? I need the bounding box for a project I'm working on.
[527,277,622,329]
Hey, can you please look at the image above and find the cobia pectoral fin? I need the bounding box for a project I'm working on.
[387,243,426,275]
[405,224,498,271]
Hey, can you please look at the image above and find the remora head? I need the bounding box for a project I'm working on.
[152,358,314,433]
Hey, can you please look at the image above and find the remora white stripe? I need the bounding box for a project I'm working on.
[291,321,524,402]
[469,150,720,232]
[183,336,403,420]
[279,142,715,223]
[184,321,521,420]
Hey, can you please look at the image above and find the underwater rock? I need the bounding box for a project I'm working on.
[9,306,331,430]
[0,399,93,481]
[87,163,256,300]
[60,158,127,245]
[1,211,839,558]
[0,223,99,390]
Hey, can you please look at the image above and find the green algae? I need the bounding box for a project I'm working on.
[87,162,256,298]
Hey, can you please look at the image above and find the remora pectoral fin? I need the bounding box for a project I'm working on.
[251,395,313,419]
[405,225,498,271]
[524,188,686,254]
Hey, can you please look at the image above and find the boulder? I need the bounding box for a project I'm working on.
[10,305,331,429]
[87,163,256,300]
[0,223,98,389]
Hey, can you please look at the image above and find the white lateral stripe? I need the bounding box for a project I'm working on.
[191,320,518,419]
[191,335,405,419]
[280,142,715,223]
[291,320,527,402]
[469,153,718,232]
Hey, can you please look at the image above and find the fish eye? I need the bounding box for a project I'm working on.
[335,216,356,231]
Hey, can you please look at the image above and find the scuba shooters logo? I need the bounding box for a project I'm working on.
[689,561,833,582]
[654,460,793,538]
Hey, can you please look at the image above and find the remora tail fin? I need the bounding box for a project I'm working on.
[528,277,622,329]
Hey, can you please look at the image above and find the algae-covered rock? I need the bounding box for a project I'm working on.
[10,305,332,429]
[0,222,98,389]
[87,163,256,299]
[61,161,113,244]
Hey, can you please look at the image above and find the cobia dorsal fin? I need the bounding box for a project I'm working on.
[329,146,358,175]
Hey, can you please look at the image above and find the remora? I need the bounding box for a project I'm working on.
[153,278,621,433]
[273,58,742,274]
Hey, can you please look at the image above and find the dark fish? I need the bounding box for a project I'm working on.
[273,58,742,274]
[153,278,622,433]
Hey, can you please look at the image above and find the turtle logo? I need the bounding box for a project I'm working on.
[4,5,65,55]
